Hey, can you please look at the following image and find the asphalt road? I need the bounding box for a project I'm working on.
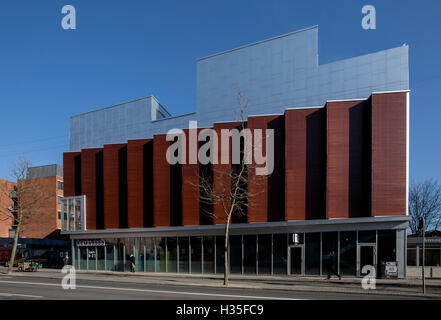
[0,274,426,300]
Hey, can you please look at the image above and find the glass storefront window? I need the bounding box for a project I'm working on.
[74,246,79,269]
[145,238,155,272]
[420,248,441,267]
[123,238,135,272]
[305,233,320,275]
[258,234,271,274]
[178,237,189,273]
[273,233,287,275]
[155,238,166,272]
[203,236,215,274]
[407,248,416,266]
[87,247,96,270]
[96,246,105,270]
[106,242,115,271]
[190,236,202,273]
[358,230,376,243]
[167,238,177,272]
[135,238,145,272]
[243,235,256,274]
[216,236,225,274]
[115,240,124,272]
[79,247,87,270]
[340,231,356,276]
[322,232,338,275]
[230,235,242,274]
[378,230,396,277]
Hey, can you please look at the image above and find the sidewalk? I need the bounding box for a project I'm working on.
[1,267,440,299]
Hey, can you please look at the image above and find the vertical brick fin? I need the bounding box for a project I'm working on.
[81,148,102,230]
[327,100,370,219]
[143,141,154,227]
[212,122,243,224]
[63,152,80,197]
[371,92,407,216]
[127,139,151,228]
[248,115,285,222]
[96,150,104,229]
[153,134,171,226]
[74,154,82,196]
[118,146,128,228]
[181,129,200,226]
[103,144,126,229]
[285,108,326,221]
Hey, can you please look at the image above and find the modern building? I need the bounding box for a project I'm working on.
[62,26,410,278]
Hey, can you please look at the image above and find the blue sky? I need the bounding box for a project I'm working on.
[0,0,440,183]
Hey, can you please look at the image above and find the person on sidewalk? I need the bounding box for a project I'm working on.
[129,254,135,273]
[326,250,341,280]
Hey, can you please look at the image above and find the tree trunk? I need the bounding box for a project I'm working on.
[224,216,231,286]
[7,212,22,275]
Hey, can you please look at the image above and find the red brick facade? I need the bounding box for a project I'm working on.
[63,92,408,229]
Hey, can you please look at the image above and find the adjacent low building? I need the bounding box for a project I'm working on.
[61,26,410,278]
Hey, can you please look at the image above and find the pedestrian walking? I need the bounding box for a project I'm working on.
[326,250,341,280]
[129,254,135,273]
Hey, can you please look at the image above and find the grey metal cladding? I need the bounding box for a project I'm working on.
[27,164,63,179]
[69,26,409,151]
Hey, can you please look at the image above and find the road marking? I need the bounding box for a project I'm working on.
[0,292,43,298]
[0,280,301,300]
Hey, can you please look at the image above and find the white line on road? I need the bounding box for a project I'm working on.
[0,292,43,298]
[0,280,301,300]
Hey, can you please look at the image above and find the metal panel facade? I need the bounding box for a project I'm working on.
[69,26,409,152]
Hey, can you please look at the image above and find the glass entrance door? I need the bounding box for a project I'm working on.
[358,245,376,276]
[289,246,303,275]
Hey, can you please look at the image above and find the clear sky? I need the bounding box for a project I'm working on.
[0,0,439,183]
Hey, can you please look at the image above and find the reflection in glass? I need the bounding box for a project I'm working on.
[340,231,356,276]
[135,238,145,272]
[167,238,177,272]
[79,247,87,270]
[96,246,105,270]
[305,233,320,275]
[358,230,376,244]
[115,240,124,272]
[155,238,166,272]
[203,236,215,274]
[178,237,189,273]
[243,235,256,274]
[191,237,202,273]
[105,242,115,271]
[230,235,242,274]
[258,234,271,274]
[74,199,81,230]
[378,230,396,277]
[145,238,155,272]
[420,248,441,266]
[216,236,225,274]
[407,248,416,266]
[273,234,287,274]
[322,232,338,275]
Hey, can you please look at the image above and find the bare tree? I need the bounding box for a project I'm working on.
[408,179,441,235]
[193,89,267,286]
[0,158,51,274]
